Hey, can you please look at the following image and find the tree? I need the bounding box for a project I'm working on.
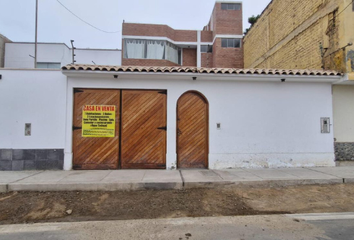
[244,15,261,35]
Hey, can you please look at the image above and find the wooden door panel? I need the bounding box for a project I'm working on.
[177,92,208,168]
[121,90,166,169]
[73,89,120,170]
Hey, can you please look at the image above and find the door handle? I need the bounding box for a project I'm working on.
[157,126,167,131]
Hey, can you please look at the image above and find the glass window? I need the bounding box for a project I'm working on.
[233,3,241,10]
[221,39,228,48]
[124,39,181,64]
[227,39,234,48]
[124,39,146,59]
[234,39,241,48]
[227,4,234,10]
[36,62,61,69]
[221,39,241,48]
[221,3,241,10]
[201,45,213,53]
[146,40,165,60]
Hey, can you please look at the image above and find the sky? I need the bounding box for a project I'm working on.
[0,0,271,49]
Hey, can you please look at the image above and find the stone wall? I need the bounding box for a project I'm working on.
[335,143,354,161]
[0,149,64,171]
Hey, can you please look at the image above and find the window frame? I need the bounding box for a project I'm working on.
[124,39,182,65]
[221,3,241,10]
[221,38,241,48]
[201,45,213,53]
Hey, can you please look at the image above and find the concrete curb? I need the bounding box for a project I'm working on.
[0,184,7,193]
[343,178,354,183]
[7,181,183,192]
[2,167,354,193]
[4,178,349,192]
[183,179,344,189]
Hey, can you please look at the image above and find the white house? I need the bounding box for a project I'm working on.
[0,65,343,171]
[4,42,122,69]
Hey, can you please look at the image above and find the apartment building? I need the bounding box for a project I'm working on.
[122,1,243,68]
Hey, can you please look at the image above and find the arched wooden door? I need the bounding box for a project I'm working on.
[177,91,209,169]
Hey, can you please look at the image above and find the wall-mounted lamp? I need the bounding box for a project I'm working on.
[281,78,286,82]
[0,74,2,80]
[114,75,119,79]
[192,77,197,81]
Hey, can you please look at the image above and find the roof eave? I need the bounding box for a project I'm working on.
[62,70,343,83]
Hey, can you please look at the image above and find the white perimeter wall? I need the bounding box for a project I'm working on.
[333,85,354,142]
[4,43,121,68]
[0,69,335,169]
[75,49,121,66]
[0,69,67,149]
[64,75,335,170]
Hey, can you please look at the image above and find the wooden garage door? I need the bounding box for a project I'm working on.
[121,90,167,169]
[73,89,120,170]
[177,91,208,169]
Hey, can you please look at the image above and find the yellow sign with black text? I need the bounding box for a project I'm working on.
[82,105,116,137]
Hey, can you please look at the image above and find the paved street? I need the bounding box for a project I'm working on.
[1,166,354,192]
[1,213,354,240]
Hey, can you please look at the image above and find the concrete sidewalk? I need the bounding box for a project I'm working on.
[1,166,354,192]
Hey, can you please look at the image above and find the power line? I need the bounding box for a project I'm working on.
[56,0,120,34]
[336,0,354,17]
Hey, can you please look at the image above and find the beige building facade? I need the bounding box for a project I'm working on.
[0,34,11,68]
[243,0,354,164]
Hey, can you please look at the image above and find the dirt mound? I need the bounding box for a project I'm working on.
[1,184,354,225]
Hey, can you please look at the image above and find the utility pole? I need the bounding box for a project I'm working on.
[34,0,38,68]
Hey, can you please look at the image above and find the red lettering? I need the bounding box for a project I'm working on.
[84,105,96,111]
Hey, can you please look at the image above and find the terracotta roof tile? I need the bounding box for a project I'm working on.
[62,64,343,76]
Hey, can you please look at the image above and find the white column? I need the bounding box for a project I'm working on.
[197,30,201,68]
[63,77,73,170]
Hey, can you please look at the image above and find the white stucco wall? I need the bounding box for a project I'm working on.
[0,69,67,149]
[63,74,336,170]
[333,85,354,142]
[4,43,121,68]
[0,69,337,169]
[75,49,121,66]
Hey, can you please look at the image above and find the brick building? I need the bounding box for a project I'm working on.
[122,1,243,68]
[243,0,354,165]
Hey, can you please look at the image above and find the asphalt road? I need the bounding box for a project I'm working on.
[0,213,354,240]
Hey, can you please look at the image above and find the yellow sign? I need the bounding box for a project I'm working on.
[82,105,116,137]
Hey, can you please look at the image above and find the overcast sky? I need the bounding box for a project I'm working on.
[0,0,271,49]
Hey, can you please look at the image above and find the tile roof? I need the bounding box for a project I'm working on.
[62,64,342,76]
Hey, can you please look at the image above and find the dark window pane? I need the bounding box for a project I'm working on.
[221,39,228,47]
[208,45,213,53]
[201,45,208,53]
[227,4,234,10]
[178,49,182,65]
[234,4,241,10]
[235,39,241,48]
[221,3,228,10]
